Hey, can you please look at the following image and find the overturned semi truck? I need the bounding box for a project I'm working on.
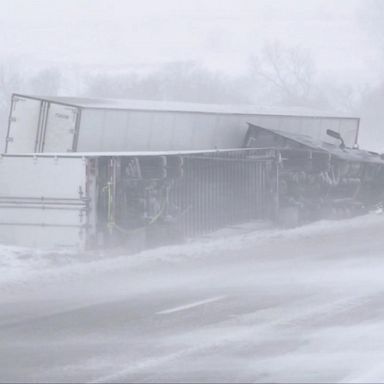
[0,94,381,250]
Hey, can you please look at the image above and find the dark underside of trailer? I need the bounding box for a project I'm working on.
[85,125,384,250]
[90,148,278,249]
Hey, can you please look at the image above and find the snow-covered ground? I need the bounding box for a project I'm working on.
[1,214,384,382]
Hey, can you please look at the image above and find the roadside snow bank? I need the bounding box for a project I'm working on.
[1,213,383,287]
[0,245,78,284]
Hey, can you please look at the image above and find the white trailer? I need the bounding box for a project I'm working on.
[5,94,360,154]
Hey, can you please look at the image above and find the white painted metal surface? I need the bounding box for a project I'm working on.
[43,103,78,152]
[5,96,41,153]
[6,95,360,153]
[0,156,89,248]
[77,109,359,151]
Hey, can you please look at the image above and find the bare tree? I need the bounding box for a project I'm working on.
[84,61,251,105]
[249,42,323,108]
[359,0,384,52]
[353,0,384,149]
[27,68,62,96]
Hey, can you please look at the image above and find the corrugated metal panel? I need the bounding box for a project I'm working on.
[167,150,276,238]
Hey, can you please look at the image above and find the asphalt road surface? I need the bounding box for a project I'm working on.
[2,215,384,383]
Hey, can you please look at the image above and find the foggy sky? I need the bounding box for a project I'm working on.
[0,0,379,85]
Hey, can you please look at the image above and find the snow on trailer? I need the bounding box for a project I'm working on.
[5,94,360,153]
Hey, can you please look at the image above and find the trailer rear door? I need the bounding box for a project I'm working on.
[5,95,42,153]
[0,155,89,249]
[42,103,79,152]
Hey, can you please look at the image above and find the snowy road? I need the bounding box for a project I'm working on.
[2,215,384,382]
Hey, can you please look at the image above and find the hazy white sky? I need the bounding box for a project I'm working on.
[0,0,380,84]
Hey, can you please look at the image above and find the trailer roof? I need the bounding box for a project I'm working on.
[0,147,266,158]
[4,143,382,164]
[13,94,359,120]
